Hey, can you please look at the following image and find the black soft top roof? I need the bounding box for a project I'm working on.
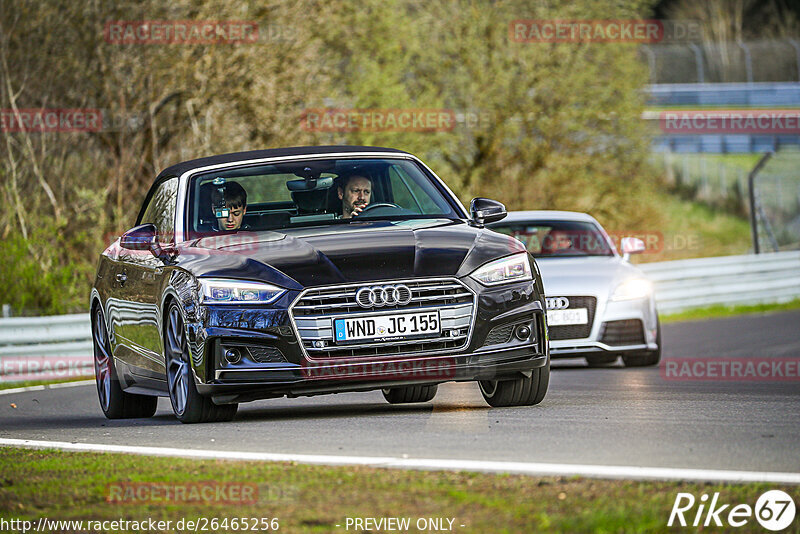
[156,145,409,180]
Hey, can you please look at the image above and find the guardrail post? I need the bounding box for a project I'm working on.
[688,43,705,83]
[1,305,9,318]
[748,152,773,254]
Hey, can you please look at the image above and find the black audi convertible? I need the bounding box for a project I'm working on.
[90,146,549,423]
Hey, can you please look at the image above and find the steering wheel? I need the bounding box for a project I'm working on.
[356,202,402,215]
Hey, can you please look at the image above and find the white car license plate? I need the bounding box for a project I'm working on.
[334,311,441,343]
[547,308,588,326]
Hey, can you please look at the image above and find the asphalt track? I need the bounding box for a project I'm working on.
[1,310,798,478]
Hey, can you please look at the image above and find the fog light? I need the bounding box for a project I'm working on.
[224,347,242,364]
[515,324,532,341]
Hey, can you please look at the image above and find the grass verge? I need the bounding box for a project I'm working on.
[661,298,800,324]
[631,191,752,263]
[0,448,797,533]
[0,376,93,392]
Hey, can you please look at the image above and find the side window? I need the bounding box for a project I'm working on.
[139,177,179,242]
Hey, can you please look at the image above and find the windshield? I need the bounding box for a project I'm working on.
[490,220,615,258]
[187,157,461,235]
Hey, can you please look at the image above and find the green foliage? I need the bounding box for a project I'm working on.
[317,0,660,228]
[0,225,93,315]
[1,0,679,314]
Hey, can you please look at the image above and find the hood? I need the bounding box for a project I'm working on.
[176,219,525,288]
[535,256,644,298]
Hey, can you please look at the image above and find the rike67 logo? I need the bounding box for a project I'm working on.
[669,490,796,531]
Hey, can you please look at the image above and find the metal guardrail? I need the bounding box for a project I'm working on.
[648,82,800,107]
[639,250,800,313]
[0,314,93,382]
[1,251,798,381]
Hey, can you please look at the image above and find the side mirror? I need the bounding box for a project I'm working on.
[120,224,157,250]
[470,197,507,225]
[120,224,176,263]
[620,236,646,260]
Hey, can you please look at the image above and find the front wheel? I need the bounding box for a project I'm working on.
[92,306,157,419]
[478,364,549,407]
[165,303,237,423]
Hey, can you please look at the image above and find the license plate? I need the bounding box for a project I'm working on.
[547,308,588,326]
[334,311,441,343]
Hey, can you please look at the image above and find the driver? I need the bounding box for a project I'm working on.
[338,174,371,219]
[211,181,248,231]
[541,229,576,254]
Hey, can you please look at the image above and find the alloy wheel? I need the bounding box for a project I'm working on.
[165,306,190,416]
[92,309,112,411]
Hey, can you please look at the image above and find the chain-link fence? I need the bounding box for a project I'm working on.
[651,150,800,253]
[642,39,800,84]
[750,149,800,252]
[653,152,754,216]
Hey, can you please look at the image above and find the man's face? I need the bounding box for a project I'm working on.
[338,176,371,218]
[217,203,246,231]
[548,231,573,251]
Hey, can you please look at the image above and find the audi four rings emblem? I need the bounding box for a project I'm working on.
[546,297,570,310]
[356,284,413,308]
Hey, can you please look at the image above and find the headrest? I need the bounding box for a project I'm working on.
[198,182,216,223]
[292,188,330,214]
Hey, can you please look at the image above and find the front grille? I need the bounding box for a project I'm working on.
[599,319,645,346]
[291,278,474,359]
[547,296,597,340]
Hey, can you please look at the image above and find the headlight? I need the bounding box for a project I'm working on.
[198,278,285,304]
[611,278,653,301]
[470,253,533,286]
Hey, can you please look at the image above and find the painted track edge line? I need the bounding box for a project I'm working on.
[0,380,94,395]
[1,438,798,484]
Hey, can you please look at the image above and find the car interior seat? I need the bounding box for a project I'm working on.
[292,187,331,215]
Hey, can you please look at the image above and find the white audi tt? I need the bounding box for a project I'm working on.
[489,210,660,367]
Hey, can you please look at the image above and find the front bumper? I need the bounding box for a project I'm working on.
[188,277,548,402]
[198,346,547,403]
[548,294,658,358]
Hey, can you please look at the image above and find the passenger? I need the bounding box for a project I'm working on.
[338,174,371,218]
[211,181,248,231]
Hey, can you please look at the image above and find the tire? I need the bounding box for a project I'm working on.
[382,384,438,404]
[585,354,618,366]
[622,317,662,368]
[478,363,550,407]
[92,306,158,419]
[165,303,238,423]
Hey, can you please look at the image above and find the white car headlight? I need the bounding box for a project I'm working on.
[611,278,653,301]
[198,278,285,304]
[470,253,533,286]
